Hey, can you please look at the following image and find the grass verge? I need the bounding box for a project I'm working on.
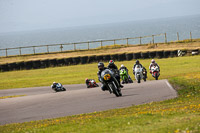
[0,95,26,99]
[0,55,200,90]
[0,72,199,132]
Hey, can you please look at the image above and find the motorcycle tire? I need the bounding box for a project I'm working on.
[137,75,141,83]
[118,91,122,96]
[156,76,158,80]
[155,73,158,80]
[109,83,120,97]
[62,88,66,91]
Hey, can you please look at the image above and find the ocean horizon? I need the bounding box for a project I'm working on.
[0,14,200,56]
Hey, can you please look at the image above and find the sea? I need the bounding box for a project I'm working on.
[0,14,200,56]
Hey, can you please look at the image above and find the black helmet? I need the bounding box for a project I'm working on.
[136,60,139,64]
[98,62,104,70]
[109,60,114,64]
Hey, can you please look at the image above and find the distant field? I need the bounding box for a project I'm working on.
[0,55,199,90]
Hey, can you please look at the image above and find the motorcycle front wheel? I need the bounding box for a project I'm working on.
[108,83,121,97]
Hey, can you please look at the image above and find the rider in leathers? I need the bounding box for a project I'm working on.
[133,60,147,78]
[149,59,160,74]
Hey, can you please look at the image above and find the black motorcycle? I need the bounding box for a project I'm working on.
[101,69,122,97]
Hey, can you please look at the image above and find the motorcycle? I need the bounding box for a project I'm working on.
[150,66,160,80]
[101,69,122,97]
[86,79,99,88]
[51,83,66,92]
[134,65,147,83]
[120,69,133,84]
[142,69,147,82]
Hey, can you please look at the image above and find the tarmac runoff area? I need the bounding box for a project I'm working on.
[0,79,177,125]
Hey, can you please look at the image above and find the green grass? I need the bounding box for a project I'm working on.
[0,55,200,90]
[0,72,199,133]
[0,55,200,132]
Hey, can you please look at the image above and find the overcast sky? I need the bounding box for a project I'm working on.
[0,0,200,33]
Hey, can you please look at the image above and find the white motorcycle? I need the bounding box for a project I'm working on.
[134,65,146,83]
[150,66,160,80]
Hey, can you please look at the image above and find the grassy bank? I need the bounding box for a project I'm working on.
[0,72,199,132]
[0,55,200,90]
[0,39,199,64]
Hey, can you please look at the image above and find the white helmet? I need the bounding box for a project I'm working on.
[53,81,56,84]
[151,59,155,63]
[121,64,125,67]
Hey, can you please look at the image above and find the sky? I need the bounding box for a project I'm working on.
[0,0,200,33]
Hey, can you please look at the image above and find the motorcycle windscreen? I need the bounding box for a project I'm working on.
[101,69,113,79]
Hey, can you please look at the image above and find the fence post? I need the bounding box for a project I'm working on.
[165,33,167,43]
[6,49,8,57]
[101,41,103,48]
[126,38,129,46]
[19,47,22,55]
[33,46,36,54]
[177,32,179,41]
[152,35,154,44]
[190,32,192,42]
[74,43,76,50]
[46,45,49,53]
[88,42,90,50]
[60,44,63,52]
[139,37,142,44]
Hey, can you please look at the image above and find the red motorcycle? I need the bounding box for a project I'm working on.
[150,66,160,80]
[85,79,99,88]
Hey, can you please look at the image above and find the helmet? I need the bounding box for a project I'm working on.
[151,59,155,63]
[109,60,114,64]
[121,64,125,68]
[98,62,104,70]
[85,78,88,81]
[136,60,139,64]
[53,81,56,84]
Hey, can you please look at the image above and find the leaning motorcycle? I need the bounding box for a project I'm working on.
[101,69,122,97]
[87,79,99,88]
[150,66,160,80]
[51,83,66,92]
[134,65,146,83]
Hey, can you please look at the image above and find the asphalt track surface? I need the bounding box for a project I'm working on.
[0,79,177,125]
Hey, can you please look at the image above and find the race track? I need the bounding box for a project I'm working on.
[0,79,177,125]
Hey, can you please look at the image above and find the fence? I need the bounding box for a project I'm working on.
[0,32,195,57]
[0,33,169,57]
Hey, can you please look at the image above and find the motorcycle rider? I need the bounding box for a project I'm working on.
[97,62,109,91]
[119,64,128,73]
[133,60,147,78]
[51,81,58,89]
[149,59,160,74]
[107,60,123,88]
[107,60,118,70]
[85,78,91,88]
